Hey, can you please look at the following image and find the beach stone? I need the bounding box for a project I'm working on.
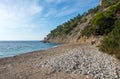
[40,45,120,79]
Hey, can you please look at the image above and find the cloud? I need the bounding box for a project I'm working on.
[0,0,42,19]
[0,0,42,32]
[44,9,57,17]
[45,0,65,3]
[55,8,78,17]
[26,2,43,16]
[0,0,43,40]
[43,0,99,17]
[0,0,99,40]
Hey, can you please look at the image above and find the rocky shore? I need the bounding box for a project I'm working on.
[40,45,120,79]
[0,44,120,79]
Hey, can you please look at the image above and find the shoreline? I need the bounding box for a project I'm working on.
[0,44,120,79]
[0,43,67,66]
[0,41,59,60]
[0,43,75,62]
[0,43,60,60]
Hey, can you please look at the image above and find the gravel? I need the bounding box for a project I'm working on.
[40,45,120,79]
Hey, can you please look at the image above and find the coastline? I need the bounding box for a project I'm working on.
[0,42,60,60]
[0,44,120,79]
[0,44,77,65]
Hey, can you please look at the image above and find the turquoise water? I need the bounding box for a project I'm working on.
[0,41,58,58]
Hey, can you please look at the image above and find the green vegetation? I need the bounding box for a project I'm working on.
[81,16,87,23]
[100,20,120,59]
[76,0,120,59]
[81,2,120,60]
[87,6,100,15]
[82,2,120,36]
[48,14,82,37]
[46,0,120,60]
[81,25,96,36]
[101,0,120,8]
[48,5,102,37]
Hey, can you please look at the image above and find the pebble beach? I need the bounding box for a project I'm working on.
[0,44,120,79]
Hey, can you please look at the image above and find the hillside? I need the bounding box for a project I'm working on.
[44,0,120,60]
[44,13,99,44]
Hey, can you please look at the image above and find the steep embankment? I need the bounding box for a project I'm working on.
[45,0,120,44]
[44,13,102,44]
[45,14,94,43]
[44,0,120,60]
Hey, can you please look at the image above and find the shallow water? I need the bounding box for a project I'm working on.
[0,41,58,58]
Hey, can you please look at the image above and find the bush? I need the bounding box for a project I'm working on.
[81,25,96,36]
[48,14,82,37]
[104,2,120,17]
[102,0,120,8]
[82,11,115,36]
[100,19,120,60]
[90,12,105,26]
[82,2,120,36]
[81,16,87,23]
[87,6,100,14]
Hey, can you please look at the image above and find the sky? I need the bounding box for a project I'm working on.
[0,0,99,41]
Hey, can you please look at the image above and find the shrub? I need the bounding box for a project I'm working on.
[81,25,96,36]
[81,16,87,23]
[82,11,115,36]
[102,0,120,8]
[87,6,100,14]
[48,14,82,37]
[82,2,120,36]
[100,19,120,60]
[104,2,120,17]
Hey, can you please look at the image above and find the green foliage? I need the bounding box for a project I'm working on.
[48,14,82,37]
[90,12,105,26]
[82,25,96,36]
[82,12,115,36]
[100,20,120,59]
[87,6,100,14]
[102,0,120,8]
[47,1,120,60]
[81,16,87,23]
[104,2,120,17]
[82,2,120,36]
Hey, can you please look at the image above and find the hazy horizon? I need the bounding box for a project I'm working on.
[0,0,99,40]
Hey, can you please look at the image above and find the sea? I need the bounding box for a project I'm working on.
[0,41,58,58]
